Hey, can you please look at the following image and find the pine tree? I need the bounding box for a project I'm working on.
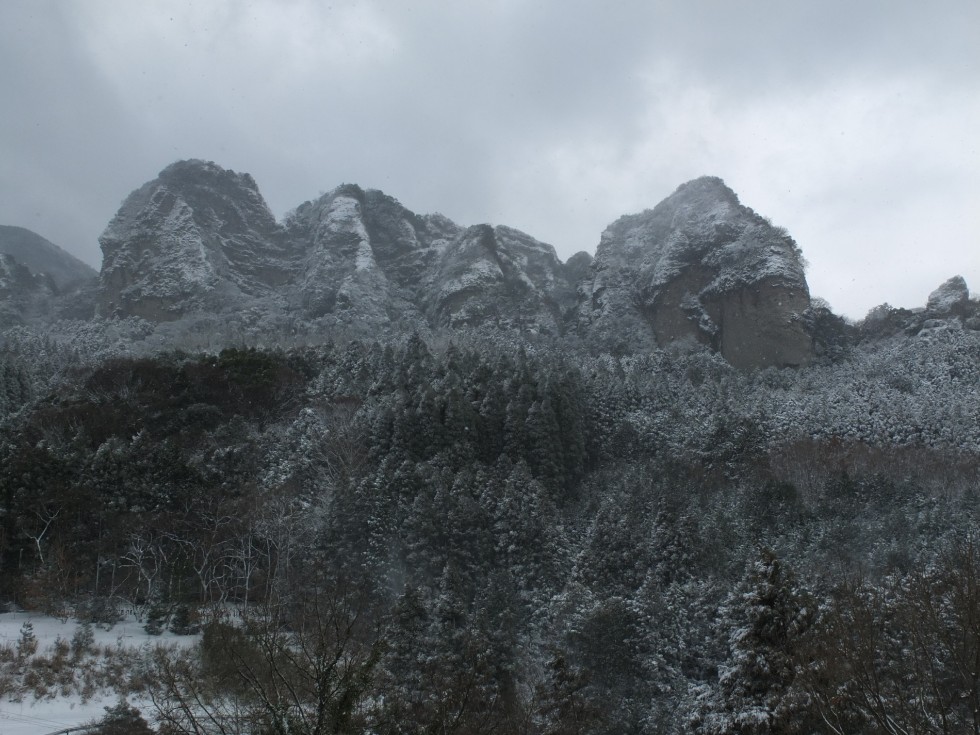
[536,650,602,735]
[691,549,817,735]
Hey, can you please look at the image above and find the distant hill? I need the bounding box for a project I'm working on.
[0,224,98,290]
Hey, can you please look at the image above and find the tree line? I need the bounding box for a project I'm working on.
[0,332,978,733]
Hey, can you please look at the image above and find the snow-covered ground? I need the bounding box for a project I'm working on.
[0,611,197,735]
[0,696,116,735]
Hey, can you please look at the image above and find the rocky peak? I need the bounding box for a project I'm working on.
[91,162,820,360]
[100,161,582,336]
[926,275,969,314]
[580,176,813,369]
[281,184,430,328]
[98,159,292,320]
[428,224,575,333]
[564,251,594,287]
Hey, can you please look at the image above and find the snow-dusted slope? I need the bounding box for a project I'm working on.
[0,611,195,735]
[99,160,582,336]
[0,254,57,328]
[98,160,294,320]
[428,224,578,334]
[0,225,97,290]
[578,176,813,369]
[284,184,443,330]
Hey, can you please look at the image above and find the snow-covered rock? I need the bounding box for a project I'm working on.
[429,224,577,333]
[99,160,582,337]
[93,163,827,364]
[98,160,294,320]
[926,275,969,314]
[577,177,813,369]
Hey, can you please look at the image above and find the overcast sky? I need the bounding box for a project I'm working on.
[1,1,977,318]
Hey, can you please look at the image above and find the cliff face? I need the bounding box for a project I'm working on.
[92,162,822,367]
[428,224,578,334]
[99,160,580,335]
[578,177,813,369]
[98,160,293,320]
[283,184,450,330]
[18,161,980,371]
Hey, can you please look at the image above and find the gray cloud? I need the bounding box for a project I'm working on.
[1,0,977,318]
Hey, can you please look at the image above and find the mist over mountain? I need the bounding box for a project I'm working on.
[0,224,97,290]
[0,225,98,328]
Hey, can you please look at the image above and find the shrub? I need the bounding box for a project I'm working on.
[16,621,37,658]
[78,597,123,629]
[72,620,95,658]
[168,604,199,635]
[86,699,155,735]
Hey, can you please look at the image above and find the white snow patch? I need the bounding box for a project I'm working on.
[355,240,376,271]
[321,196,370,242]
[0,696,123,735]
[440,258,502,297]
[0,612,197,735]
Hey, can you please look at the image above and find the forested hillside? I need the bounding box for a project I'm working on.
[1,322,978,733]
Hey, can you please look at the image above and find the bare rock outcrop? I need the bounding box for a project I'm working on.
[94,162,816,364]
[578,177,813,369]
[926,275,970,314]
[98,160,293,320]
[99,160,580,336]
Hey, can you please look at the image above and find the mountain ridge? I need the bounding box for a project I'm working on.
[97,160,584,339]
[3,159,977,368]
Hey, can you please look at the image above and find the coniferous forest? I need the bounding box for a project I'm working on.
[0,318,978,734]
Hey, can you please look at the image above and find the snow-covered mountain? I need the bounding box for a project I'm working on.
[0,225,97,290]
[576,176,813,369]
[99,160,583,336]
[5,159,977,368]
[98,160,295,321]
[0,226,100,327]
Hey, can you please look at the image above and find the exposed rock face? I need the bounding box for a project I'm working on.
[578,177,813,369]
[926,276,969,314]
[0,225,97,290]
[98,160,293,320]
[284,184,450,329]
[94,162,824,365]
[858,276,978,340]
[429,224,577,333]
[100,160,579,335]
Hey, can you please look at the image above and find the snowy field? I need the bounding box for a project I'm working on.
[0,696,115,735]
[0,611,197,735]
